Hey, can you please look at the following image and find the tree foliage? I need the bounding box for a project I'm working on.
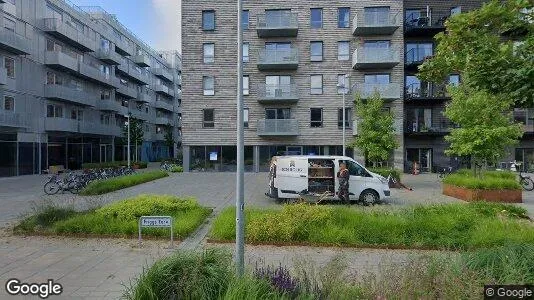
[418,0,534,107]
[351,93,398,166]
[122,114,144,160]
[444,85,523,175]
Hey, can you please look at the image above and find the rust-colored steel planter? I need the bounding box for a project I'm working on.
[443,184,522,203]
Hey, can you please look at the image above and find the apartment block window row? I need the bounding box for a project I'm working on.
[4,57,15,78]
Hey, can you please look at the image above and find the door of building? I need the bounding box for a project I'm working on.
[406,148,433,173]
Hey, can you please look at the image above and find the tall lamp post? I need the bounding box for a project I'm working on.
[127,114,131,168]
[337,74,350,157]
[235,0,245,277]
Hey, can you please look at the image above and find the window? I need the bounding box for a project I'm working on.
[406,43,433,64]
[46,71,63,85]
[310,8,323,28]
[203,109,214,128]
[338,108,352,128]
[242,10,249,30]
[364,74,390,84]
[265,10,291,28]
[100,114,110,125]
[100,38,110,51]
[310,75,323,94]
[338,41,350,60]
[243,43,249,62]
[364,7,390,26]
[203,43,214,63]
[337,75,350,94]
[265,75,291,97]
[310,108,322,127]
[4,96,14,111]
[450,6,462,16]
[243,75,249,95]
[338,7,350,28]
[449,74,460,86]
[71,109,83,120]
[344,160,369,177]
[4,57,14,78]
[406,108,432,132]
[405,9,421,25]
[244,108,249,128]
[46,104,63,118]
[266,108,290,119]
[4,18,15,32]
[203,76,215,95]
[100,90,111,100]
[202,10,215,31]
[310,41,323,62]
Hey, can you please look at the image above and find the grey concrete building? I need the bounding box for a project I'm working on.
[0,0,182,177]
[182,0,405,172]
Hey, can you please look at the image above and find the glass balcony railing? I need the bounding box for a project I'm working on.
[257,48,298,70]
[352,47,400,69]
[256,12,298,37]
[257,119,299,136]
[352,11,400,35]
[257,83,299,102]
[405,82,448,99]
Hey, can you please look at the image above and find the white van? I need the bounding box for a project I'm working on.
[266,156,391,204]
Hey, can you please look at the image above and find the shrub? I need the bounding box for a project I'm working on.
[14,204,78,233]
[210,202,534,250]
[443,173,520,190]
[81,161,147,169]
[80,170,168,195]
[170,165,183,173]
[368,168,401,181]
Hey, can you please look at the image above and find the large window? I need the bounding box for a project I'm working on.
[310,75,323,94]
[4,57,14,78]
[265,75,291,97]
[310,41,323,61]
[338,7,350,28]
[310,8,323,28]
[266,108,290,119]
[46,104,63,118]
[203,43,214,63]
[202,10,215,31]
[243,75,249,95]
[406,108,432,132]
[203,76,215,95]
[243,43,249,62]
[450,7,462,16]
[449,74,460,86]
[265,10,291,28]
[310,108,323,127]
[4,96,14,111]
[242,10,249,30]
[364,7,390,25]
[338,108,352,128]
[338,41,350,60]
[203,109,214,128]
[406,43,433,64]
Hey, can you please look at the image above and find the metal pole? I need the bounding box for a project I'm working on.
[342,77,346,157]
[235,0,245,277]
[127,115,131,168]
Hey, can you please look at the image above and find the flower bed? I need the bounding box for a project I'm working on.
[442,170,521,203]
[443,184,522,203]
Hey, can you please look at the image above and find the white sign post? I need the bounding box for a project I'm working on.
[138,216,173,248]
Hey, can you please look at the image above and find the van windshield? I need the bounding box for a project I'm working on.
[341,160,369,177]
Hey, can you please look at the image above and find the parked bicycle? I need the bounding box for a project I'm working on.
[437,166,454,179]
[518,171,534,191]
[160,161,180,171]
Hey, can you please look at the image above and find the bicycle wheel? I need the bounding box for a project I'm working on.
[44,182,60,195]
[68,181,82,194]
[520,178,534,191]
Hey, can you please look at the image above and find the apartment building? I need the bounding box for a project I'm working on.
[0,0,182,177]
[182,0,404,172]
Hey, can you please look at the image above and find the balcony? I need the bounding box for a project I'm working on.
[405,83,449,103]
[0,67,7,85]
[356,83,401,100]
[0,111,28,128]
[154,84,174,97]
[405,48,433,70]
[155,116,172,125]
[42,18,95,52]
[174,106,182,114]
[137,90,151,103]
[96,48,122,65]
[0,28,31,55]
[257,48,298,71]
[44,51,79,73]
[155,100,174,112]
[81,122,122,136]
[128,67,149,85]
[174,90,182,100]
[79,63,114,87]
[130,109,149,121]
[257,119,299,136]
[257,84,299,103]
[153,68,173,82]
[133,53,151,67]
[44,84,97,107]
[352,48,400,69]
[352,11,400,36]
[114,38,132,56]
[405,14,447,37]
[45,118,79,132]
[116,84,138,99]
[97,100,122,112]
[404,123,452,136]
[116,60,129,75]
[256,12,298,38]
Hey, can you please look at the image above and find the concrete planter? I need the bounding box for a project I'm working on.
[443,184,522,203]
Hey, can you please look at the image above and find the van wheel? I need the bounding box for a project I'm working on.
[360,190,379,206]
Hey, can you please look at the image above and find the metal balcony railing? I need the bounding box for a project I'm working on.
[133,53,151,67]
[0,111,28,127]
[42,18,94,52]
[405,48,434,65]
[116,84,138,99]
[405,82,448,99]
[257,119,299,136]
[356,83,401,99]
[44,84,97,107]
[44,50,79,73]
[96,48,122,65]
[153,67,173,82]
[155,100,174,111]
[352,11,400,35]
[352,47,400,69]
[404,123,455,134]
[257,83,299,102]
[0,28,31,55]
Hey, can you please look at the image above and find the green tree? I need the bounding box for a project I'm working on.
[444,85,523,176]
[123,114,144,162]
[351,93,398,167]
[164,123,174,158]
[418,0,534,107]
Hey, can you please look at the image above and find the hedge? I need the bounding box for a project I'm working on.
[80,170,168,195]
[81,161,147,169]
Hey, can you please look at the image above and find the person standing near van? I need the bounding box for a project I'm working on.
[337,162,350,204]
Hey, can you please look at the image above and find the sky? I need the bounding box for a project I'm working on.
[71,0,181,52]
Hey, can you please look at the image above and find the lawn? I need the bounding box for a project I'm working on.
[80,170,168,195]
[209,202,533,250]
[15,194,211,239]
[443,169,520,190]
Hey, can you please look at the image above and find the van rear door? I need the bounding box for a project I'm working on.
[275,157,308,196]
